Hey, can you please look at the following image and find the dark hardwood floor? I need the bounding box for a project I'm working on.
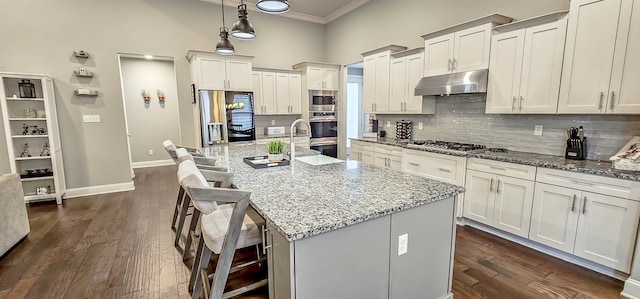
[0,165,625,298]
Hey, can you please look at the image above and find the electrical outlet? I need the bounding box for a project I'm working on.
[271,120,276,125]
[534,125,543,136]
[386,121,391,128]
[148,150,154,156]
[83,115,100,123]
[398,233,408,256]
[418,122,423,130]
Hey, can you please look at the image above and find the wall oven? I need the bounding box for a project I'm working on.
[310,118,337,138]
[310,138,338,158]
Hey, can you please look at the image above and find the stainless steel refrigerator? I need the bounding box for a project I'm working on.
[199,90,255,146]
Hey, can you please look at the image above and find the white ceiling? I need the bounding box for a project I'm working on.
[201,0,370,24]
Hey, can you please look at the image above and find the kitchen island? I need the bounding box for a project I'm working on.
[203,143,465,299]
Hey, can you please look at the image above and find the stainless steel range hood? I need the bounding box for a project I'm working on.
[414,69,488,96]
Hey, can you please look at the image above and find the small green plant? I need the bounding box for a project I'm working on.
[267,140,285,154]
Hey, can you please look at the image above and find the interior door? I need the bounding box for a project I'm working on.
[486,29,525,114]
[529,183,580,253]
[424,33,454,76]
[389,57,406,114]
[491,175,535,238]
[462,170,495,226]
[225,60,252,91]
[573,192,640,272]
[454,23,492,72]
[608,0,640,114]
[404,53,424,113]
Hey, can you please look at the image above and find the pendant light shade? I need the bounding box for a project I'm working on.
[256,0,290,14]
[215,0,235,55]
[231,3,256,39]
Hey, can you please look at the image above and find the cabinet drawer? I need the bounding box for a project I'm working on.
[352,140,375,152]
[467,158,537,181]
[536,168,640,201]
[375,144,403,156]
[404,150,465,185]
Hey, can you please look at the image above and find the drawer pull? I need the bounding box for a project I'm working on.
[496,179,501,193]
[490,166,507,171]
[438,168,451,173]
[409,162,420,167]
[489,178,494,192]
[571,180,594,187]
[582,196,587,214]
[262,226,271,254]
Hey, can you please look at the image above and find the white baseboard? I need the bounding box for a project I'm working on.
[439,292,453,299]
[64,181,135,199]
[132,159,174,169]
[622,278,640,299]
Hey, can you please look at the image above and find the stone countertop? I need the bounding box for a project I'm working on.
[351,137,470,157]
[203,143,465,241]
[255,133,309,140]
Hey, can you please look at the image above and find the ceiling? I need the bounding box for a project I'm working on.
[200,0,370,24]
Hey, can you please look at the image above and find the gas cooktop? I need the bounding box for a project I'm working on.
[407,140,487,152]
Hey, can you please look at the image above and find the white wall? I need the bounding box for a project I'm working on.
[325,0,570,65]
[119,57,181,166]
[0,0,326,190]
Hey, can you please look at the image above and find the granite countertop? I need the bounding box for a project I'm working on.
[202,143,465,241]
[350,137,640,182]
[351,137,470,157]
[255,133,309,140]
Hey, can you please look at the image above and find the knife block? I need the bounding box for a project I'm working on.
[565,137,587,160]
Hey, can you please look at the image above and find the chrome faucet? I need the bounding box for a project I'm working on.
[289,119,312,160]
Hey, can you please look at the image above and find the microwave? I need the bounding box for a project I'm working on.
[311,96,335,111]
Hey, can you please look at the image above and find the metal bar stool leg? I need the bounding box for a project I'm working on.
[183,208,201,261]
[174,196,191,247]
[189,233,207,292]
[172,186,185,229]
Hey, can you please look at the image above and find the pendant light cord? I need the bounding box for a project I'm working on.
[221,0,226,27]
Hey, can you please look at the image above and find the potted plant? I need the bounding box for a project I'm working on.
[267,140,285,162]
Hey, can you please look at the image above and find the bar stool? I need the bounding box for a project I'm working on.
[178,160,267,299]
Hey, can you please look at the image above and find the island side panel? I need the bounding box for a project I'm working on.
[293,215,391,299]
[389,196,455,299]
[267,222,295,299]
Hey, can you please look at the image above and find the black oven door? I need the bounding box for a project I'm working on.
[310,120,338,138]
[310,138,338,158]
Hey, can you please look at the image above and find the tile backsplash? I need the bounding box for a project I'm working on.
[255,115,301,136]
[375,96,640,161]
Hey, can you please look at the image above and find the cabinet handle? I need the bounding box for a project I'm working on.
[512,96,517,111]
[582,196,587,214]
[372,103,374,111]
[496,179,501,193]
[448,59,452,71]
[489,178,494,192]
[599,92,604,110]
[438,167,451,173]
[519,96,523,111]
[490,166,506,171]
[571,194,577,212]
[374,103,377,111]
[610,91,615,110]
[409,162,419,167]
[453,58,457,70]
[262,226,272,254]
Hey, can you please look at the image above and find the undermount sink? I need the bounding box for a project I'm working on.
[295,155,345,166]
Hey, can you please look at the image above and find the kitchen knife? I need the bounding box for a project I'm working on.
[578,126,584,141]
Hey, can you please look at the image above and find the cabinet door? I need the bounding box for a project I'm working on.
[349,147,362,161]
[388,155,403,171]
[529,183,580,254]
[404,53,425,113]
[307,67,324,90]
[519,19,567,114]
[374,52,391,112]
[486,29,525,114]
[324,68,340,91]
[373,153,387,168]
[424,33,454,76]
[261,72,277,115]
[225,60,252,91]
[608,0,640,114]
[198,57,226,90]
[454,24,492,72]
[558,0,622,113]
[361,150,375,165]
[252,72,264,115]
[389,57,406,114]
[462,170,495,226]
[267,223,294,299]
[574,192,640,272]
[492,176,535,238]
[276,73,290,114]
[289,74,302,114]
[362,56,376,113]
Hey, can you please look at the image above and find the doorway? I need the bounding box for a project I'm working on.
[345,63,363,158]
[118,54,182,174]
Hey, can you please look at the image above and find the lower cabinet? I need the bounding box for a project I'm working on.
[530,182,640,272]
[349,140,375,164]
[373,144,403,171]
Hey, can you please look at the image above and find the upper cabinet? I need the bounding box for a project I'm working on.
[186,50,253,92]
[294,63,340,91]
[362,45,407,114]
[486,12,568,114]
[253,70,302,115]
[559,0,640,114]
[389,48,436,114]
[422,14,513,77]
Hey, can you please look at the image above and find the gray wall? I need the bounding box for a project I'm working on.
[0,0,325,189]
[376,96,640,161]
[325,0,571,65]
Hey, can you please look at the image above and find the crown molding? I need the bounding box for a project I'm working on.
[200,0,369,24]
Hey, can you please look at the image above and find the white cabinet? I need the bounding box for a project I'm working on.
[187,50,253,91]
[463,165,535,239]
[373,144,403,171]
[486,14,568,114]
[423,24,492,76]
[276,73,302,114]
[424,34,455,77]
[300,66,339,91]
[390,50,436,114]
[559,0,640,114]
[530,183,640,272]
[253,72,277,115]
[0,73,66,204]
[350,140,375,164]
[362,45,407,114]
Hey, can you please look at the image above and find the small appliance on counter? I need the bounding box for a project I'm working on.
[396,120,412,141]
[610,136,640,171]
[265,126,286,137]
[565,126,587,160]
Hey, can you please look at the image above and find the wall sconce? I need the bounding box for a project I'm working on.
[142,89,151,104]
[157,90,165,104]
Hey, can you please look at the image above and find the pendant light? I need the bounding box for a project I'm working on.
[215,0,235,55]
[231,1,255,39]
[256,0,290,14]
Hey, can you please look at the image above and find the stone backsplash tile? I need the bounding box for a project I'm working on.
[255,115,301,135]
[375,96,640,161]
